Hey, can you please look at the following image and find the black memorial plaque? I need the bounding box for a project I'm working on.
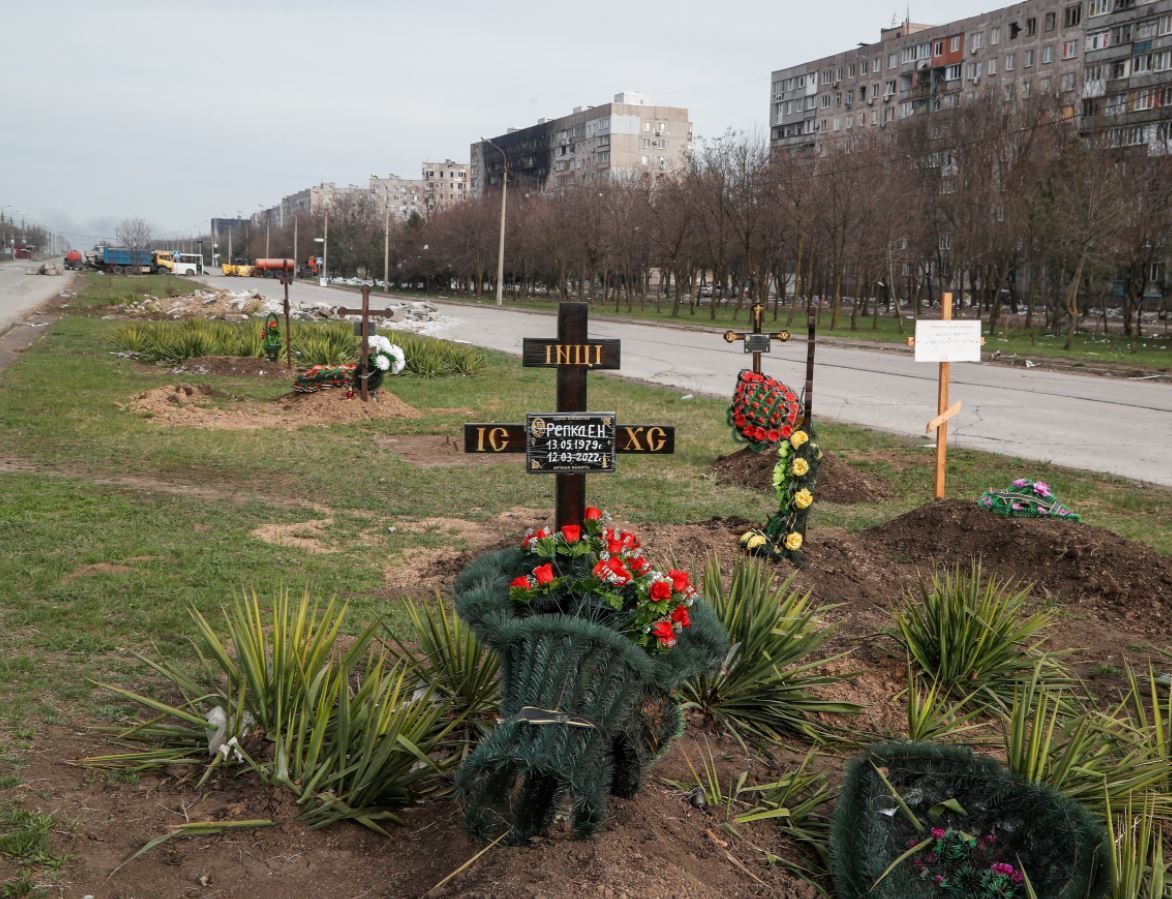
[526,412,616,474]
[744,333,771,354]
[465,423,674,455]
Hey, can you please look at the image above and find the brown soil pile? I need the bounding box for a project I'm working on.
[711,448,893,504]
[127,383,420,430]
[863,500,1172,628]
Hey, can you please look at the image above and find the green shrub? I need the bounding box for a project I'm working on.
[894,562,1066,711]
[83,591,455,833]
[679,556,858,746]
[385,330,486,377]
[1106,794,1169,899]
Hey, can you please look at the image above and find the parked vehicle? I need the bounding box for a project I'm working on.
[298,256,322,278]
[251,258,295,278]
[221,258,256,277]
[90,246,159,275]
[63,250,84,270]
[171,253,203,276]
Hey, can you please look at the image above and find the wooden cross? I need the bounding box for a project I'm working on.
[465,302,675,528]
[905,291,984,500]
[723,302,791,374]
[336,286,402,402]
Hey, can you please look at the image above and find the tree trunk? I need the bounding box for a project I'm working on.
[1064,255,1086,351]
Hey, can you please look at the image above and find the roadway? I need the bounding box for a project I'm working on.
[0,259,71,332]
[203,273,1172,486]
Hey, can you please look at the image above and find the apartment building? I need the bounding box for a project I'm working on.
[421,160,469,215]
[369,173,426,222]
[1081,0,1172,150]
[770,1,1088,151]
[470,92,692,195]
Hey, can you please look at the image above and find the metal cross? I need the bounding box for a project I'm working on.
[723,302,791,374]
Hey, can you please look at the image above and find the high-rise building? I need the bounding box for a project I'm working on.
[369,174,425,222]
[421,160,469,215]
[1080,0,1172,150]
[769,1,1094,153]
[471,92,692,196]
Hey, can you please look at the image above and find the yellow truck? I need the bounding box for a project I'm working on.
[221,259,256,277]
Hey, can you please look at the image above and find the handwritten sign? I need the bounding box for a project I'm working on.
[527,413,616,474]
[914,320,982,363]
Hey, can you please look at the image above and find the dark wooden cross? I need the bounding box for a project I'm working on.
[279,272,293,370]
[465,302,676,528]
[722,301,791,374]
[336,286,402,402]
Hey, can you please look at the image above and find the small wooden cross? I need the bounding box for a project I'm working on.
[723,302,791,374]
[336,287,403,402]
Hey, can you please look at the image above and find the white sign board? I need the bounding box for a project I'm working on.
[915,320,982,363]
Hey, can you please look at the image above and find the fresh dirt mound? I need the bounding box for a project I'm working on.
[375,433,514,467]
[864,500,1172,627]
[711,448,892,504]
[126,383,420,429]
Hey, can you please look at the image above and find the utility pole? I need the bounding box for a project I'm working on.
[483,137,508,306]
[383,205,391,294]
[323,210,329,281]
[293,216,298,275]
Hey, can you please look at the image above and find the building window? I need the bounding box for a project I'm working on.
[888,52,897,69]
[1024,49,1035,67]
[972,32,984,50]
[988,57,999,75]
[848,63,856,77]
[1060,72,1076,91]
[1062,40,1078,59]
[1064,4,1081,27]
[1006,53,1016,70]
[1044,12,1056,32]
[950,35,961,52]
[1042,45,1054,64]
[970,62,983,80]
[933,39,944,56]
[991,26,1000,45]
[1023,79,1033,98]
[1088,0,1110,16]
[946,64,962,80]
[820,94,830,108]
[1086,29,1110,51]
[1026,17,1037,36]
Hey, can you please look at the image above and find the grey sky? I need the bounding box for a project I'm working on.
[4,0,997,248]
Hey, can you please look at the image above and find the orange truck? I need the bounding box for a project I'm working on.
[250,258,296,278]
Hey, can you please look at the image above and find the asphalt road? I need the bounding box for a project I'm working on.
[0,259,71,332]
[203,273,1172,487]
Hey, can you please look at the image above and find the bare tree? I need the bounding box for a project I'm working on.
[115,217,152,251]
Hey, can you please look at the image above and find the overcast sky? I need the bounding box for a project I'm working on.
[4,0,997,248]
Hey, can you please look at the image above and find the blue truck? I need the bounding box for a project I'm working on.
[90,246,163,274]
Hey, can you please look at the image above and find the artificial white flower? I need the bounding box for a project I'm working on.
[373,354,391,371]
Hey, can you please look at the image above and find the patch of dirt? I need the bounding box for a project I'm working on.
[251,519,337,554]
[61,562,134,583]
[864,500,1172,629]
[127,383,420,430]
[164,355,288,378]
[711,448,893,504]
[375,433,515,466]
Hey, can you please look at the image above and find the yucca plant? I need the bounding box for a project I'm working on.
[385,598,499,754]
[1003,662,1171,821]
[679,556,858,747]
[82,591,455,832]
[387,331,486,377]
[894,562,1066,711]
[663,737,749,829]
[903,668,987,743]
[292,323,358,366]
[1107,793,1170,899]
[1116,664,1171,789]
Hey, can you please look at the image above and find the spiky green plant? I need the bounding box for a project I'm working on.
[1003,663,1171,821]
[739,748,836,871]
[82,591,455,832]
[385,597,500,754]
[292,323,358,366]
[894,562,1066,711]
[387,331,486,377]
[1106,793,1169,899]
[679,556,858,747]
[904,668,987,743]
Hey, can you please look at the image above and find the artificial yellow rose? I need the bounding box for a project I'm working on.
[746,534,767,550]
[784,532,803,551]
[791,457,810,477]
[790,430,809,449]
[739,530,754,546]
[794,488,813,510]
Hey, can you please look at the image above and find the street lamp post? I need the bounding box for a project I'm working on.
[483,137,508,306]
[383,205,391,295]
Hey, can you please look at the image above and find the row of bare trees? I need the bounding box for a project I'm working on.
[252,95,1170,348]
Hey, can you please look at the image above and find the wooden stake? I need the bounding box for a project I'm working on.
[934,292,952,500]
[359,285,371,403]
[281,273,293,371]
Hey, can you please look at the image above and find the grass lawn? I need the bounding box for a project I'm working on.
[0,299,1169,737]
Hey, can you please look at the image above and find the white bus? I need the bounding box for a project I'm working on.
[172,253,204,276]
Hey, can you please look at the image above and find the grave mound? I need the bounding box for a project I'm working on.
[165,355,285,378]
[127,383,419,429]
[711,447,893,504]
[864,500,1172,628]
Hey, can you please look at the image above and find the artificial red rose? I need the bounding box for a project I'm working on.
[584,507,602,522]
[606,556,631,584]
[780,425,793,438]
[754,427,768,441]
[768,429,780,442]
[667,569,691,592]
[536,528,550,540]
[742,426,755,438]
[509,576,530,591]
[630,556,650,574]
[593,559,609,579]
[671,605,691,628]
[734,414,746,427]
[608,538,624,556]
[533,563,555,586]
[561,524,582,544]
[651,621,676,644]
[787,409,798,424]
[649,580,673,602]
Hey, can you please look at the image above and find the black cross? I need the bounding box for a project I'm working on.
[464,302,675,528]
[723,302,791,375]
